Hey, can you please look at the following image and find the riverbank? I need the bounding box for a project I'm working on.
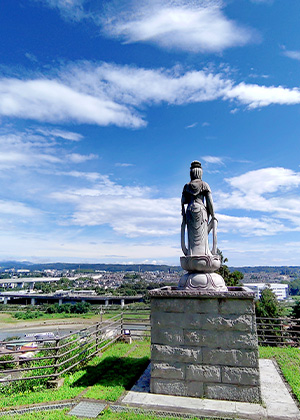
[0,313,100,331]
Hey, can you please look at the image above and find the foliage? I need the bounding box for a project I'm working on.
[0,354,17,370]
[255,287,282,318]
[255,287,283,346]
[289,278,300,296]
[216,249,243,287]
[45,301,91,314]
[14,310,42,320]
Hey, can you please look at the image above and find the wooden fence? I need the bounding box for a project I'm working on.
[0,312,123,385]
[1,310,299,387]
[256,316,300,347]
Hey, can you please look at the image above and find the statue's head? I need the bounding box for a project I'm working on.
[190,160,202,180]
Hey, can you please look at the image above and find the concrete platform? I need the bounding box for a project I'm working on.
[121,360,300,420]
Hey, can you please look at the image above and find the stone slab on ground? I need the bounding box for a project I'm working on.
[121,359,300,420]
[68,401,106,418]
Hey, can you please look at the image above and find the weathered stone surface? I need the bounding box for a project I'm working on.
[202,348,259,367]
[187,381,204,398]
[200,314,254,332]
[186,364,221,383]
[151,344,202,363]
[184,330,257,349]
[222,367,260,386]
[151,298,186,313]
[151,327,184,346]
[151,362,185,380]
[218,298,254,315]
[189,298,219,314]
[205,384,261,403]
[150,291,261,403]
[151,311,202,329]
[150,379,187,396]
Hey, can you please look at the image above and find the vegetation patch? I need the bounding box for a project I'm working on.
[259,346,300,403]
[0,341,150,410]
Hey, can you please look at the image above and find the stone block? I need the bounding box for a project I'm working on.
[151,344,202,363]
[151,298,186,313]
[218,298,254,315]
[151,362,185,380]
[151,327,184,346]
[200,314,254,332]
[189,298,219,314]
[202,348,259,367]
[150,379,187,396]
[186,364,221,383]
[187,381,204,398]
[184,330,257,349]
[151,311,202,329]
[222,367,260,386]
[205,383,261,403]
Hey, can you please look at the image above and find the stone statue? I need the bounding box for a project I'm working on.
[179,161,227,291]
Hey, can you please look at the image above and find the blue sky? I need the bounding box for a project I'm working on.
[1,0,300,266]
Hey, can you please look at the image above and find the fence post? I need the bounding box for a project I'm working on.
[121,310,123,336]
[54,338,60,377]
[96,321,100,353]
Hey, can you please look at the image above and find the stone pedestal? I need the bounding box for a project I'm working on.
[149,287,261,403]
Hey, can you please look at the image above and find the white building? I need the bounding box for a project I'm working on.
[243,283,289,300]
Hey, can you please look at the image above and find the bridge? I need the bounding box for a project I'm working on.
[0,291,143,307]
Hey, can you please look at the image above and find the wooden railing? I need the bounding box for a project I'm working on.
[256,316,300,347]
[0,312,123,385]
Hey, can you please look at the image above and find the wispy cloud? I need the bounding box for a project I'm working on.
[1,62,300,128]
[39,0,257,54]
[215,167,300,234]
[282,49,300,61]
[36,128,83,141]
[115,162,134,167]
[51,176,180,237]
[185,122,198,129]
[67,153,98,163]
[100,0,257,53]
[202,155,225,165]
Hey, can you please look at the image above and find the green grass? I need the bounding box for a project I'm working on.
[0,408,216,420]
[0,340,150,410]
[259,346,300,402]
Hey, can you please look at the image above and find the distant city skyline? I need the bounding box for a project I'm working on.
[1,1,300,266]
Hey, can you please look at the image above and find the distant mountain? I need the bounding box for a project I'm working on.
[0,261,182,273]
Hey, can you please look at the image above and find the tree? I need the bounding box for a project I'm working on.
[289,278,300,296]
[216,249,243,287]
[255,286,282,346]
[255,287,282,318]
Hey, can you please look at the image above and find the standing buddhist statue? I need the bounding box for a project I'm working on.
[179,161,227,291]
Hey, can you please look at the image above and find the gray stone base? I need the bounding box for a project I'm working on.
[149,287,261,403]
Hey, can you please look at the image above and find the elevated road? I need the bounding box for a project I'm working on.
[0,291,143,306]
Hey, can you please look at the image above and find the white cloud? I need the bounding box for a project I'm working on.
[215,167,300,232]
[202,155,224,165]
[0,200,39,218]
[185,122,198,129]
[38,0,257,54]
[100,0,255,53]
[36,128,83,141]
[226,82,300,108]
[0,77,144,128]
[51,175,180,237]
[282,50,300,61]
[36,0,86,21]
[115,162,134,167]
[67,153,98,163]
[2,62,300,128]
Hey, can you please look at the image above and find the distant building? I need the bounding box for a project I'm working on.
[243,283,288,300]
